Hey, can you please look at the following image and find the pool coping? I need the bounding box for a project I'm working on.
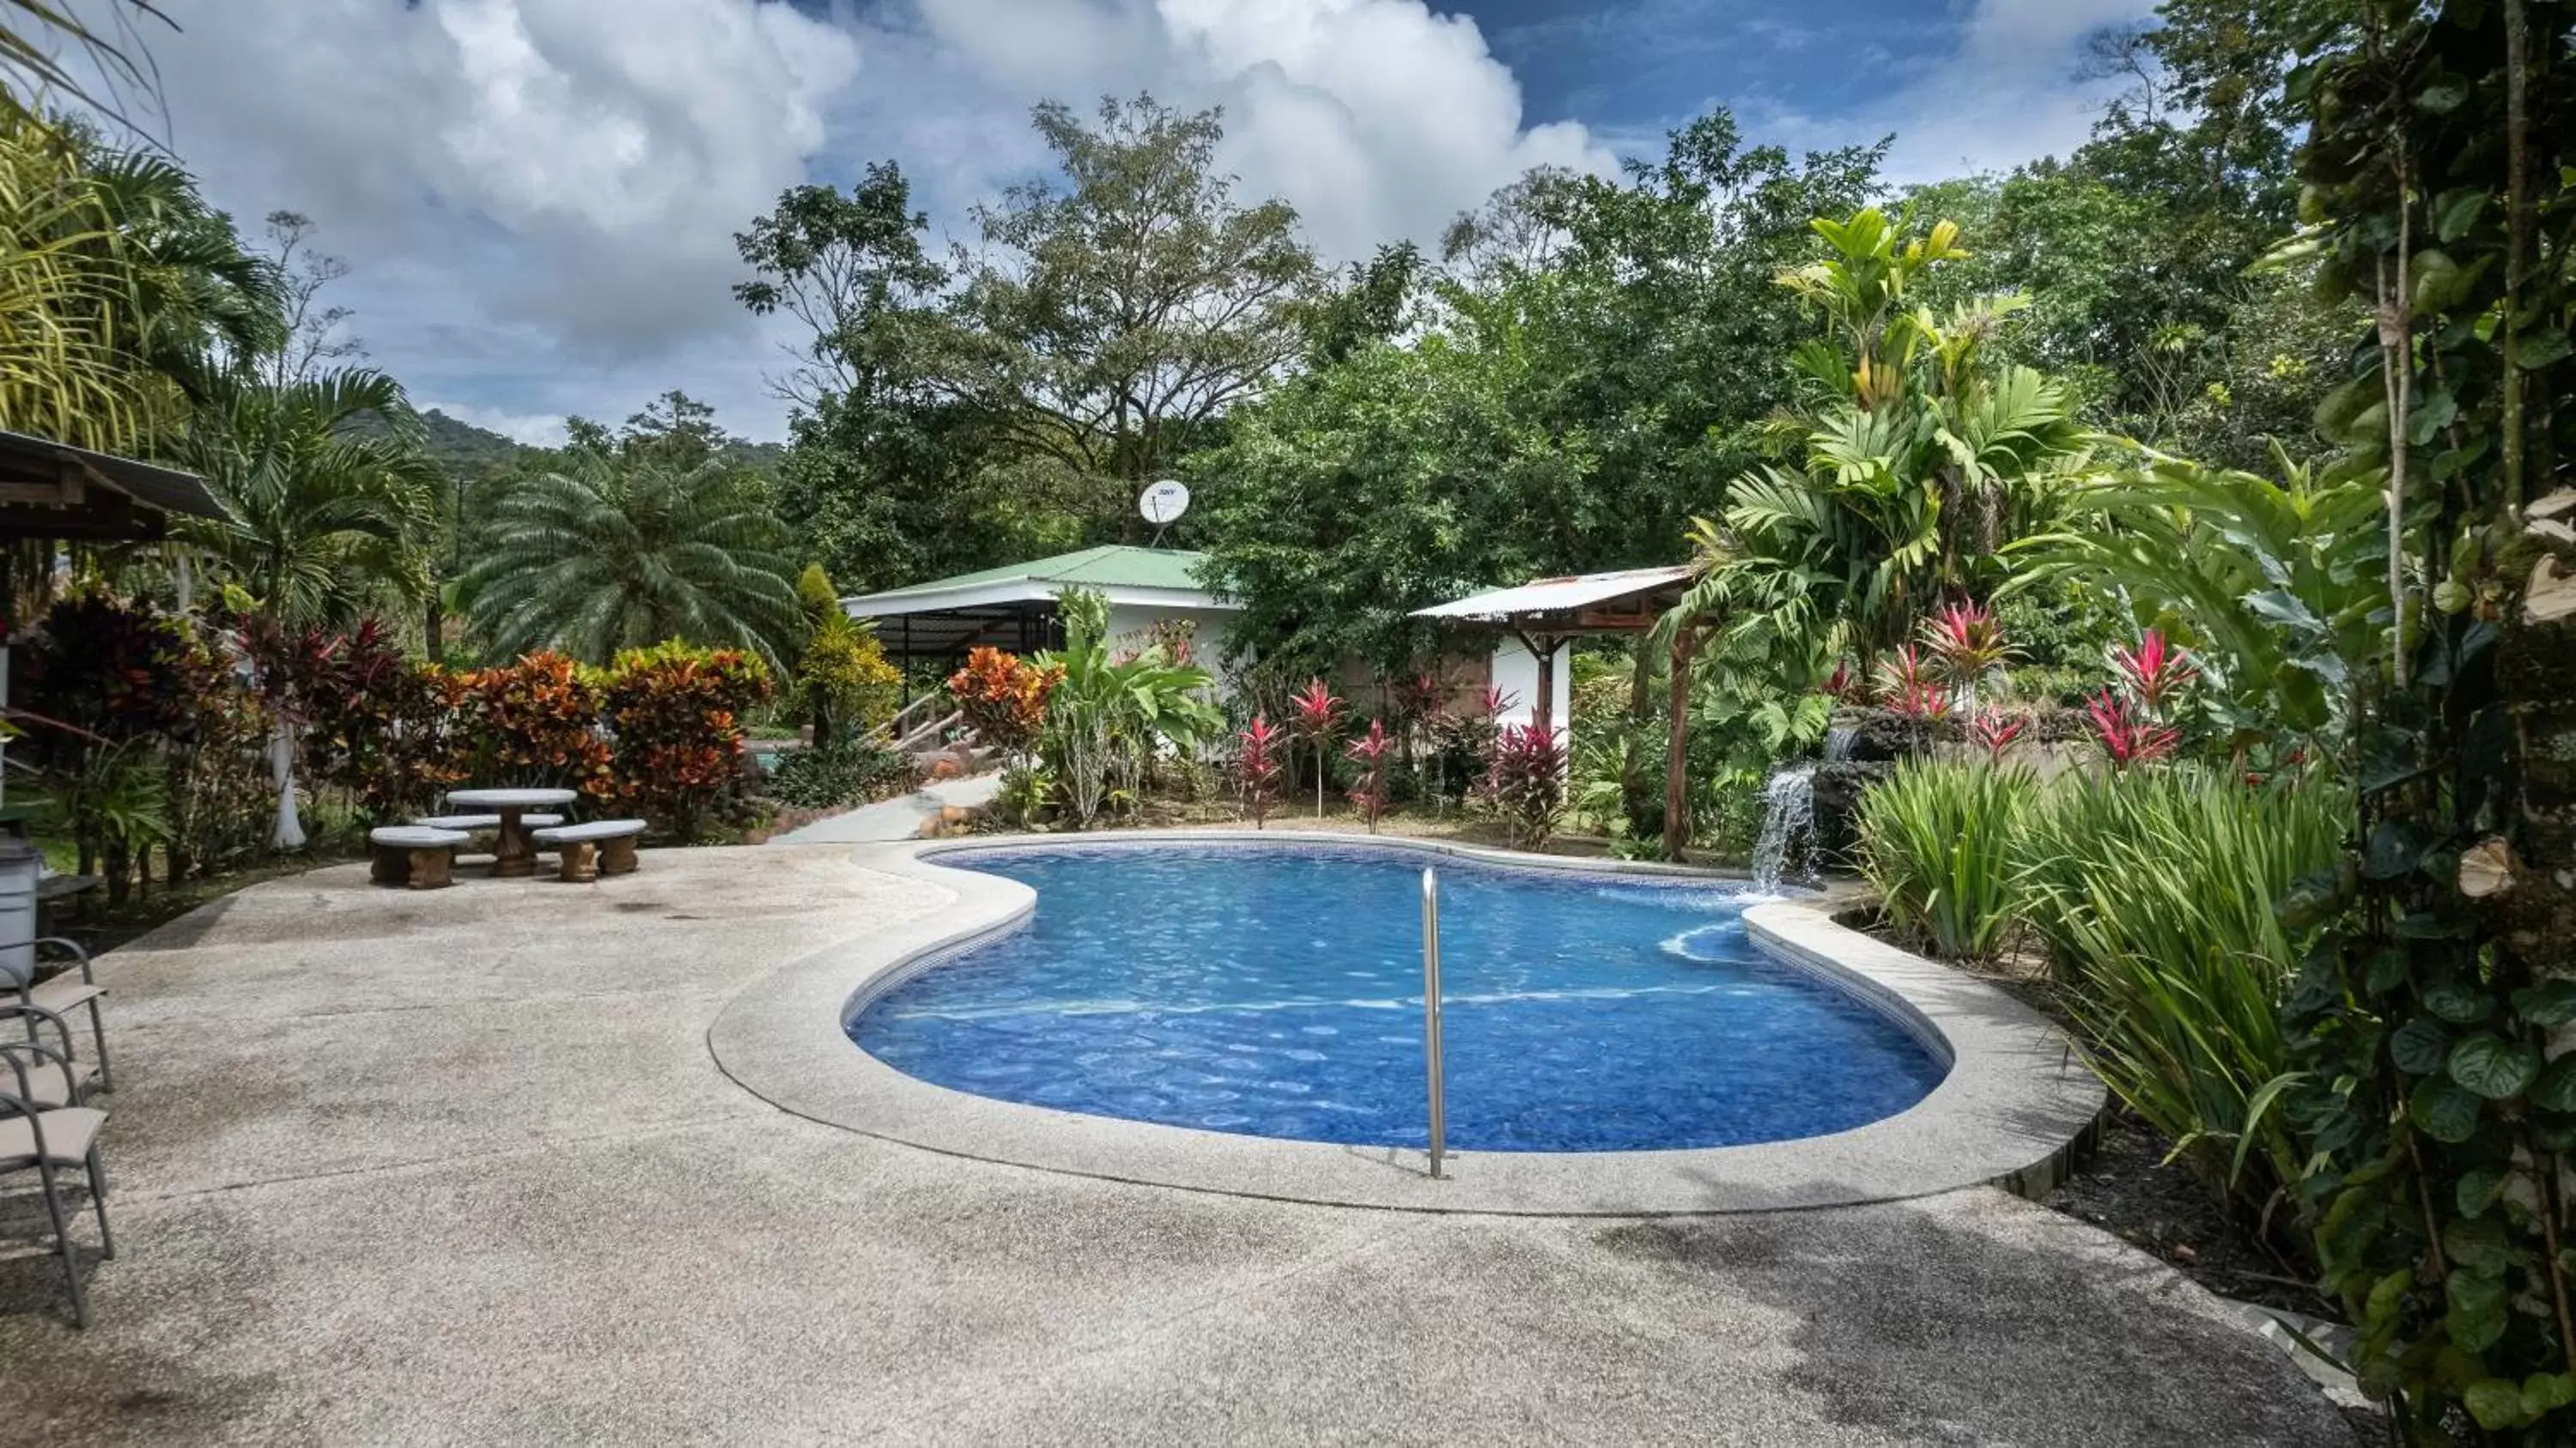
[709,830,2104,1215]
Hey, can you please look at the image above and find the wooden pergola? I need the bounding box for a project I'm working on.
[1413,565,1702,858]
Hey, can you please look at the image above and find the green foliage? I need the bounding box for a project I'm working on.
[2013,767,2348,1223]
[1033,586,1219,828]
[1665,205,2090,700]
[459,445,802,666]
[1856,758,2034,964]
[2269,3,2576,1435]
[1197,112,1879,678]
[764,739,919,812]
[173,368,445,626]
[2009,449,2386,757]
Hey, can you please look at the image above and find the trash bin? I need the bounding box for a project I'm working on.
[0,837,37,984]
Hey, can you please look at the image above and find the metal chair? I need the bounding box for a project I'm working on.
[3,937,109,1092]
[0,1086,112,1327]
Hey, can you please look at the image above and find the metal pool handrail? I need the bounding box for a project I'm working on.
[1421,867,1448,1181]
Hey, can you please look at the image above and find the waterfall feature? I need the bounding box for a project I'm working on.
[1748,727,1857,891]
[1748,765,1819,891]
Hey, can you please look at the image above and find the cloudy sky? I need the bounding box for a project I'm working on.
[96,0,2155,444]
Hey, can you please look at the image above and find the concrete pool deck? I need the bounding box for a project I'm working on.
[0,845,2354,1444]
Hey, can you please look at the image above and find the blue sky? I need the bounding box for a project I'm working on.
[126,0,2154,442]
[1460,0,1945,142]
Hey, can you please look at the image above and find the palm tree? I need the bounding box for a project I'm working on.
[459,451,803,665]
[172,368,444,624]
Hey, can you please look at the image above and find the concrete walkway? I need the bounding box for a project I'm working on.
[768,770,1002,845]
[0,849,2356,1445]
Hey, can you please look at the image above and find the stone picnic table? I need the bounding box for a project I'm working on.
[443,788,580,878]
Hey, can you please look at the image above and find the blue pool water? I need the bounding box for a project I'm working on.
[848,844,1947,1153]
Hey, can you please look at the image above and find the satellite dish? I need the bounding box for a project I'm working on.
[1139,479,1191,526]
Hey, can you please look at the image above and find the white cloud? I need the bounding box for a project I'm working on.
[1741,0,2158,183]
[100,0,1606,440]
[854,0,1615,259]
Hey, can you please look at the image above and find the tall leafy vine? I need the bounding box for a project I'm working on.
[2276,1,2576,1436]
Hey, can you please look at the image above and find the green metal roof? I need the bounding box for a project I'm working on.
[851,545,1212,602]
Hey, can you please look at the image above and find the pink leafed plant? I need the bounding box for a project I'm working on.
[1345,719,1394,833]
[1239,715,1285,827]
[1820,659,1869,703]
[1289,678,1346,817]
[1876,645,1951,721]
[2110,629,2197,715]
[2087,690,2178,770]
[1920,600,2010,685]
[1968,708,2028,762]
[1475,722,1569,850]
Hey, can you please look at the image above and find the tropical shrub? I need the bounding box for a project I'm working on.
[1238,715,1284,827]
[1854,757,2033,965]
[765,739,919,811]
[2011,768,2346,1232]
[1289,678,1345,817]
[14,594,200,890]
[598,642,773,838]
[14,593,197,745]
[1346,719,1393,832]
[799,612,901,747]
[455,652,614,798]
[946,646,1058,757]
[1034,587,1219,830]
[1476,723,1567,850]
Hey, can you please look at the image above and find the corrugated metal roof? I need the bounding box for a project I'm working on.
[0,429,226,521]
[1412,565,1694,622]
[842,545,1223,616]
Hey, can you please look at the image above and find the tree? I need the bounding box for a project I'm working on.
[259,210,363,388]
[733,161,945,408]
[1667,207,2089,680]
[914,94,1321,538]
[1195,111,1884,679]
[459,445,802,666]
[172,368,442,626]
[0,109,281,453]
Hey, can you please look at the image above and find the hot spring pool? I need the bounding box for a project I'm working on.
[848,844,1947,1153]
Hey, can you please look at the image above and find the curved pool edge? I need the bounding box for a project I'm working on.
[709,830,2105,1216]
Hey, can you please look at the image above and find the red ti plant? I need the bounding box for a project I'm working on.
[1968,707,2028,763]
[1345,719,1394,834]
[1875,644,1952,722]
[1238,715,1285,828]
[1288,678,1346,817]
[1820,659,1869,703]
[2086,690,2178,770]
[1920,600,2009,689]
[1475,723,1570,850]
[2109,629,2196,716]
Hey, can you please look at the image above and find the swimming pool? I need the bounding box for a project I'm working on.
[848,843,1947,1153]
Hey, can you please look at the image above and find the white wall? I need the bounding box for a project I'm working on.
[1104,604,1242,685]
[1488,637,1571,738]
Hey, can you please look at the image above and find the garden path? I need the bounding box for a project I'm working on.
[768,770,1003,845]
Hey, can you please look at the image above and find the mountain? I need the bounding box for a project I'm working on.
[415,409,527,481]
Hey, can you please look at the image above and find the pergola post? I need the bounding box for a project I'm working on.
[1663,626,1698,861]
[1513,629,1564,742]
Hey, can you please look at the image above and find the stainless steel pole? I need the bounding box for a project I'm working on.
[1421,867,1447,1180]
